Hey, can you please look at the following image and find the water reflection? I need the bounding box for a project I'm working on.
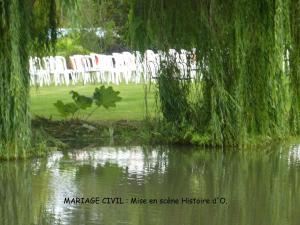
[0,145,299,225]
[288,144,300,165]
[67,147,168,178]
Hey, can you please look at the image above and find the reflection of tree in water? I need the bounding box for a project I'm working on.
[0,162,32,225]
[58,147,168,224]
[46,146,300,225]
[1,145,299,225]
[0,160,56,225]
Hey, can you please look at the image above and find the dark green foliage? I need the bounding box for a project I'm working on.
[289,0,300,135]
[70,91,93,109]
[54,100,79,118]
[93,86,122,108]
[0,0,65,159]
[129,0,300,146]
[157,59,190,125]
[54,86,122,119]
[59,0,130,53]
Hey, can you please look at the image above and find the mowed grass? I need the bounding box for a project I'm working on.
[30,84,156,121]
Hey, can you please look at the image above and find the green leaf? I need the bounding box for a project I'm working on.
[64,102,79,115]
[93,86,122,109]
[70,91,93,110]
[54,100,69,118]
[54,100,79,118]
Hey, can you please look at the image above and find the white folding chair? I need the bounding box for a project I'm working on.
[55,56,75,86]
[122,52,137,84]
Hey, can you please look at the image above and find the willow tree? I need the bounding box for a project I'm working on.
[0,0,72,159]
[289,0,300,134]
[129,0,299,146]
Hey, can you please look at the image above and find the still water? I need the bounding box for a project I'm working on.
[0,145,300,225]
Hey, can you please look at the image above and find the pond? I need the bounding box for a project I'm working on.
[0,144,299,225]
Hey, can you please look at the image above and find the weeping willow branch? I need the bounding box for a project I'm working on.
[0,0,71,159]
[289,0,300,134]
[129,0,300,146]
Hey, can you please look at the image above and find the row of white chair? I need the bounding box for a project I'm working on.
[29,49,197,87]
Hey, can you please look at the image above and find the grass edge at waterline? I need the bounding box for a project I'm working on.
[1,117,300,160]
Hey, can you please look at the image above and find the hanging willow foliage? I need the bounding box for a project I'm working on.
[0,0,69,159]
[129,0,300,146]
[289,0,300,135]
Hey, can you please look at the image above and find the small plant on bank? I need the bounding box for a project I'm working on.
[54,86,122,120]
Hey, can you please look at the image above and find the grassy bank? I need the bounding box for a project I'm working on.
[29,84,299,151]
[28,84,158,152]
[32,117,153,149]
[30,84,156,121]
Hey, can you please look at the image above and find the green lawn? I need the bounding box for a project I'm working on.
[30,84,156,121]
